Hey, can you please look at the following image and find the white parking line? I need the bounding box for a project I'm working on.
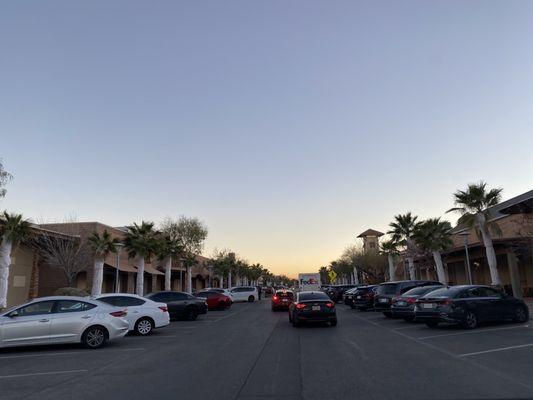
[417,324,529,340]
[0,348,146,360]
[0,369,87,379]
[459,343,533,357]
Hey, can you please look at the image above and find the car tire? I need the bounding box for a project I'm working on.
[330,319,337,327]
[82,325,108,349]
[271,307,277,312]
[383,311,393,318]
[248,295,255,302]
[514,306,529,323]
[425,321,439,328]
[359,307,367,312]
[292,317,300,327]
[462,311,478,329]
[135,317,154,336]
[403,316,415,322]
[218,301,227,310]
[288,312,293,322]
[185,307,198,321]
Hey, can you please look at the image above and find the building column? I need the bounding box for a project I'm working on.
[507,251,522,299]
[127,272,135,294]
[151,275,158,293]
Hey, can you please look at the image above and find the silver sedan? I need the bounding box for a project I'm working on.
[0,296,129,349]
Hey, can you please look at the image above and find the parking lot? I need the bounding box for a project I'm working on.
[2,300,533,400]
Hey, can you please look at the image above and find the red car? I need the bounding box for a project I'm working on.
[271,290,294,311]
[196,290,232,310]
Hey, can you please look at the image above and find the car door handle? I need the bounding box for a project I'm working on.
[39,319,49,323]
[81,315,92,319]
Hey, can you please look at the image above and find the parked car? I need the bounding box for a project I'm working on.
[95,293,170,335]
[327,284,358,303]
[414,285,529,329]
[289,291,337,327]
[145,291,208,321]
[0,296,129,349]
[196,290,232,310]
[271,290,294,311]
[229,286,259,302]
[342,287,360,307]
[374,280,443,317]
[352,285,378,310]
[390,285,444,321]
[202,288,235,301]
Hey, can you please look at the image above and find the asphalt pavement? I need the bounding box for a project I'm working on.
[2,299,533,400]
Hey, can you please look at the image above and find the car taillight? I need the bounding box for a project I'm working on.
[406,297,417,304]
[159,306,168,312]
[110,310,127,317]
[325,302,334,308]
[272,295,279,302]
[439,299,452,306]
[295,303,307,310]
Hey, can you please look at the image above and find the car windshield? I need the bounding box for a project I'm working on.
[298,292,329,301]
[377,284,399,295]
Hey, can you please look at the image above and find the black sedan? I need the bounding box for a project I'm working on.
[342,287,359,307]
[414,285,529,329]
[327,284,358,303]
[352,285,377,310]
[146,291,208,321]
[289,291,337,327]
[390,285,444,321]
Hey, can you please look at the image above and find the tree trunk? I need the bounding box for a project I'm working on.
[407,257,416,280]
[91,259,105,296]
[0,237,13,309]
[186,266,192,293]
[228,272,232,288]
[136,257,145,296]
[388,254,396,281]
[165,256,172,291]
[477,215,502,286]
[219,276,224,288]
[353,267,360,285]
[432,251,447,284]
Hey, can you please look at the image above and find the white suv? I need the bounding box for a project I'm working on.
[229,286,258,302]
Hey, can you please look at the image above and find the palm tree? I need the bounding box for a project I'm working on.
[387,212,421,280]
[88,230,120,295]
[447,182,503,286]
[380,239,399,281]
[0,212,32,308]
[123,221,158,295]
[413,219,452,284]
[156,233,182,291]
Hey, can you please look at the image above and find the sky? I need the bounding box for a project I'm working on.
[1,1,533,278]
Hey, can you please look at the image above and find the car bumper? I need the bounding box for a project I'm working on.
[414,311,461,323]
[108,319,130,341]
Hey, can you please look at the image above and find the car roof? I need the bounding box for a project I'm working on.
[95,293,142,298]
[28,296,92,302]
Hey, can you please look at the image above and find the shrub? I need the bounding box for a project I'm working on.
[54,287,89,297]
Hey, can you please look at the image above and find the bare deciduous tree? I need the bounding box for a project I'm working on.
[0,159,13,199]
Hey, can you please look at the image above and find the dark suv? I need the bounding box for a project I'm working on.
[374,280,442,317]
[352,285,378,310]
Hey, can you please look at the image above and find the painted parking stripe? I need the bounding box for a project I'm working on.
[459,343,533,357]
[0,348,146,360]
[0,369,87,379]
[417,324,529,340]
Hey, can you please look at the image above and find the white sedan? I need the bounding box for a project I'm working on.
[0,296,129,349]
[95,294,170,335]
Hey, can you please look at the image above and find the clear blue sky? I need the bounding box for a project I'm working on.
[1,1,532,277]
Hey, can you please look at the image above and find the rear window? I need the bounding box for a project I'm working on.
[420,287,462,299]
[277,291,294,299]
[377,283,399,295]
[298,292,330,301]
[403,286,442,296]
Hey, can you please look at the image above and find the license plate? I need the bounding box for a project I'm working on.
[282,299,288,302]
[422,303,434,309]
[356,295,361,299]
[396,301,407,306]
[312,305,321,311]
[379,298,388,303]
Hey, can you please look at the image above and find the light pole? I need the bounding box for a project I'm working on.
[114,243,125,293]
[460,232,473,285]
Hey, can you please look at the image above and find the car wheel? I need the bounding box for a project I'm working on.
[185,307,198,321]
[248,295,255,302]
[218,301,227,310]
[383,311,393,318]
[288,312,293,322]
[463,311,478,329]
[425,321,439,328]
[292,317,300,327]
[330,319,338,327]
[82,326,108,349]
[135,318,154,336]
[514,306,529,323]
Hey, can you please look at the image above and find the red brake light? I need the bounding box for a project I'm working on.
[439,299,452,306]
[325,302,334,308]
[295,303,307,310]
[110,310,127,317]
[406,297,417,304]
[159,306,168,312]
[272,295,279,302]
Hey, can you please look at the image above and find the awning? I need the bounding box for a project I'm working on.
[104,254,138,273]
[143,264,165,276]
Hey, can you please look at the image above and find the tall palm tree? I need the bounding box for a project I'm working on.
[447,182,503,286]
[380,239,399,281]
[387,212,421,280]
[123,221,158,295]
[156,233,182,291]
[0,212,32,308]
[88,230,120,295]
[413,218,452,284]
